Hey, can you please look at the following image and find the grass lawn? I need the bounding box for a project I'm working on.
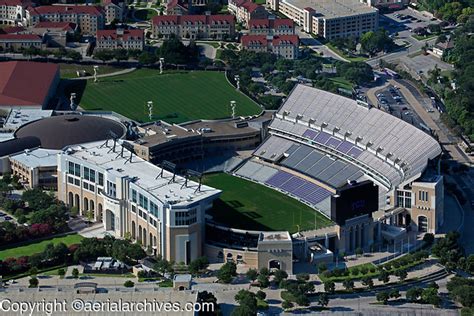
[325,43,368,62]
[412,34,437,41]
[319,262,377,282]
[60,63,125,79]
[253,0,266,4]
[330,77,353,91]
[134,9,158,20]
[78,69,261,123]
[202,173,333,233]
[0,234,84,260]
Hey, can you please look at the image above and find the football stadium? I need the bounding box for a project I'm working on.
[0,76,444,274]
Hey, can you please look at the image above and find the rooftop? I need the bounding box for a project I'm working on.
[260,231,291,242]
[97,29,144,41]
[4,109,53,130]
[284,0,378,19]
[0,61,59,107]
[29,5,104,16]
[134,121,200,147]
[62,140,221,206]
[173,274,192,282]
[181,118,260,137]
[152,14,234,25]
[9,148,60,168]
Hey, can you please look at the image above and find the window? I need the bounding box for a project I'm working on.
[131,189,137,203]
[139,193,148,210]
[174,208,197,226]
[98,172,104,186]
[68,162,81,177]
[107,180,116,198]
[84,167,96,182]
[150,202,159,217]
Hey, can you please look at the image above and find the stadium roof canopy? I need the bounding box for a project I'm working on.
[269,84,441,188]
[15,114,126,150]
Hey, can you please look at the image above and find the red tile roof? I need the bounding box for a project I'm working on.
[0,26,26,34]
[241,1,260,13]
[248,18,293,29]
[241,34,266,46]
[0,61,59,107]
[97,29,143,40]
[0,0,27,6]
[273,34,299,45]
[34,21,77,31]
[103,0,121,6]
[32,5,104,16]
[0,34,42,41]
[241,34,299,46]
[152,14,234,26]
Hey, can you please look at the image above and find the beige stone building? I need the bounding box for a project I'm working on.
[267,0,378,39]
[248,17,294,35]
[96,28,144,51]
[103,0,125,24]
[228,0,268,27]
[241,34,299,59]
[152,14,235,40]
[9,148,59,189]
[0,0,30,26]
[27,5,105,35]
[0,33,43,50]
[57,140,221,263]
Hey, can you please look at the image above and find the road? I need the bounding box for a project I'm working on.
[296,30,348,62]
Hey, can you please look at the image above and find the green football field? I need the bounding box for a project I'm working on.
[203,173,333,233]
[78,69,261,123]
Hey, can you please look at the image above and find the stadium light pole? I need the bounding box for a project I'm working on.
[70,93,77,111]
[159,58,165,74]
[230,101,236,119]
[234,75,240,90]
[147,101,154,121]
[93,65,99,83]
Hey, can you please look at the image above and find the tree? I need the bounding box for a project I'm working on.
[318,293,329,307]
[196,291,218,316]
[406,287,423,302]
[355,247,363,257]
[94,49,115,62]
[257,273,269,288]
[296,273,309,283]
[29,277,39,288]
[66,50,82,61]
[233,290,257,316]
[273,269,288,284]
[124,280,135,287]
[138,51,156,65]
[318,262,328,273]
[70,206,79,217]
[22,188,54,211]
[422,287,441,307]
[378,271,390,284]
[361,277,374,289]
[395,269,407,282]
[217,262,237,283]
[188,256,209,275]
[324,280,335,294]
[58,268,66,278]
[342,279,354,292]
[423,233,435,245]
[113,49,129,62]
[246,268,258,281]
[282,300,293,310]
[389,289,401,300]
[72,268,79,279]
[256,290,266,300]
[376,291,390,304]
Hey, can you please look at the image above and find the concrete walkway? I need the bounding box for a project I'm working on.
[69,67,136,80]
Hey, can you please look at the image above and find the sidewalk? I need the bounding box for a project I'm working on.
[69,67,136,80]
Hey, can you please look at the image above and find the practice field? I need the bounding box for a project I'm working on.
[0,234,84,260]
[203,173,333,233]
[78,70,261,123]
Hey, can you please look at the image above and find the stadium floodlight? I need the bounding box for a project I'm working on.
[93,65,99,83]
[230,101,236,119]
[69,93,77,111]
[147,101,154,121]
[234,75,240,90]
[159,58,165,74]
[156,160,176,179]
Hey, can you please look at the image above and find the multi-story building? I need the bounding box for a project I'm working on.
[0,0,30,26]
[57,140,221,263]
[0,33,43,50]
[103,0,125,24]
[228,0,268,27]
[27,5,105,35]
[96,28,144,51]
[31,21,77,47]
[363,0,408,9]
[241,34,299,59]
[152,14,235,40]
[248,16,294,35]
[267,0,378,39]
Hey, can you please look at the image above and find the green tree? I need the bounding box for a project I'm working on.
[318,292,329,307]
[138,51,157,65]
[72,268,79,279]
[378,271,390,284]
[188,256,209,275]
[324,280,335,294]
[273,269,288,284]
[390,289,401,300]
[422,287,441,307]
[395,269,407,281]
[257,273,269,288]
[342,279,354,292]
[361,277,374,289]
[376,291,390,304]
[232,290,257,316]
[217,262,237,283]
[406,287,423,302]
[29,277,39,288]
[124,280,135,287]
[256,290,266,300]
[58,268,66,278]
[246,268,258,281]
[282,300,293,310]
[29,267,38,276]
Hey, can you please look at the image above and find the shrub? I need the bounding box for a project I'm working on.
[360,266,369,275]
[282,300,293,309]
[351,266,360,276]
[124,280,135,287]
[29,277,38,288]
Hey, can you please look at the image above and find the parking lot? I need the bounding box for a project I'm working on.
[375,84,429,132]
[380,8,440,36]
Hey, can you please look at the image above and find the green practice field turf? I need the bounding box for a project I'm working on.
[78,70,261,123]
[0,234,84,260]
[203,173,333,233]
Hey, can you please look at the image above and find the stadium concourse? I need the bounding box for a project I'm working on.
[234,84,443,255]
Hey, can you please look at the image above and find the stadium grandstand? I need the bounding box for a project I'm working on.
[235,84,444,245]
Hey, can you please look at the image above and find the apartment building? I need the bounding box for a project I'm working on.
[241,34,299,59]
[228,0,267,27]
[27,5,105,35]
[248,17,294,35]
[267,0,378,39]
[152,14,235,40]
[57,140,221,263]
[96,28,144,50]
[0,33,43,50]
[103,0,125,24]
[0,0,30,26]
